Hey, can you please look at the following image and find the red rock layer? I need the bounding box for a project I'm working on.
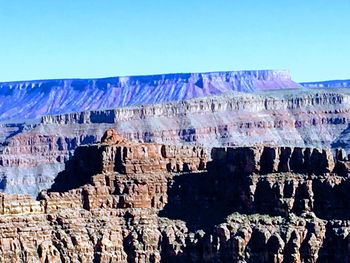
[1,135,350,262]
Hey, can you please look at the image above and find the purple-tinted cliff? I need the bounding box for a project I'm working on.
[2,88,350,196]
[301,79,350,88]
[2,69,350,197]
[0,70,300,122]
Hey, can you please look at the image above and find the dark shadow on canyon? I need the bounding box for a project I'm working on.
[48,145,103,193]
[157,157,267,233]
[158,169,350,262]
[331,122,350,149]
[0,174,6,191]
[316,222,350,263]
[312,179,350,220]
[159,170,242,232]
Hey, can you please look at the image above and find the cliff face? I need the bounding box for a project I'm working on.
[1,89,350,196]
[0,70,299,122]
[1,134,350,262]
[0,70,349,197]
[2,69,350,262]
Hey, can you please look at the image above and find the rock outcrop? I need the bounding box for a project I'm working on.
[1,130,350,262]
[101,128,127,144]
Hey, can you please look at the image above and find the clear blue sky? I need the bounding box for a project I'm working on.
[0,0,349,82]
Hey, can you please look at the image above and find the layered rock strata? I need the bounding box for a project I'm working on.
[2,89,350,196]
[0,70,300,122]
[1,132,350,262]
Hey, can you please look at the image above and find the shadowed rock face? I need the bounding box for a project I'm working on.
[1,134,350,262]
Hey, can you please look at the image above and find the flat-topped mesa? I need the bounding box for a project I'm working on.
[210,145,337,175]
[0,70,300,122]
[301,79,350,88]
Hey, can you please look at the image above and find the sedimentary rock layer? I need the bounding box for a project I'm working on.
[1,135,350,262]
[2,89,350,196]
[0,70,300,122]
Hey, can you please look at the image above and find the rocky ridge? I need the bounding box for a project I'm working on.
[1,130,350,262]
[301,79,350,88]
[0,70,299,122]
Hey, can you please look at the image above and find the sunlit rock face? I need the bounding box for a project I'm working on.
[1,135,350,262]
[0,70,300,122]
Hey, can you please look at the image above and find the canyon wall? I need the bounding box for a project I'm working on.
[0,70,299,122]
[0,70,349,197]
[1,70,350,261]
[1,89,350,196]
[1,135,350,262]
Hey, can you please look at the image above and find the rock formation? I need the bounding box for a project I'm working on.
[101,128,127,144]
[2,88,350,196]
[0,70,300,122]
[1,130,350,262]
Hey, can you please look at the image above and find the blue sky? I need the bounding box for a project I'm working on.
[0,0,349,82]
